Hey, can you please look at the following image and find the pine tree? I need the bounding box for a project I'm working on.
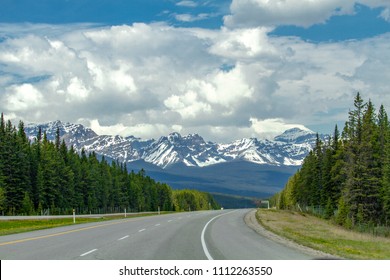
[22,191,34,215]
[336,195,350,227]
[324,197,334,219]
[0,185,5,215]
[96,156,110,212]
[358,100,381,224]
[0,114,6,213]
[342,93,367,225]
[55,127,61,151]
[275,93,389,227]
[68,145,83,210]
[327,125,345,208]
[382,108,390,224]
[0,115,216,215]
[1,120,31,213]
[30,127,42,209]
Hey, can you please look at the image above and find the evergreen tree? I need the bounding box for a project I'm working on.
[0,186,5,215]
[359,100,382,224]
[382,108,390,224]
[342,93,368,225]
[276,93,390,227]
[22,191,34,215]
[0,115,218,215]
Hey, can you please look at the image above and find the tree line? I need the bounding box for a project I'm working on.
[0,114,219,215]
[274,93,390,229]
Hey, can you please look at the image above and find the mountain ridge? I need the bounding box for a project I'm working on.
[24,120,326,169]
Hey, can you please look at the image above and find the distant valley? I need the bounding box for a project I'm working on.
[25,121,326,208]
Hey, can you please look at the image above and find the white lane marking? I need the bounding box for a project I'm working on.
[139,229,146,232]
[201,210,239,260]
[155,224,161,227]
[168,220,173,223]
[80,249,98,257]
[118,235,129,241]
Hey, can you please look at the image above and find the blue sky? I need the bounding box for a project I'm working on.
[1,1,389,40]
[1,0,390,142]
[0,0,230,28]
[272,4,390,42]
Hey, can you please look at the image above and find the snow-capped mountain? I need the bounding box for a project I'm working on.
[25,121,325,169]
[274,127,319,144]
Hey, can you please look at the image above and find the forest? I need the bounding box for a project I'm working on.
[0,114,219,215]
[274,93,390,231]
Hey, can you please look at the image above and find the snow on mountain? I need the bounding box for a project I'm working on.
[25,121,97,143]
[24,121,324,169]
[144,132,225,168]
[274,127,316,144]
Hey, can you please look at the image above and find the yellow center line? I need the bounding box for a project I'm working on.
[0,219,134,247]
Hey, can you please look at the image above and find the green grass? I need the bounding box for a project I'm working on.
[0,212,170,236]
[256,209,390,259]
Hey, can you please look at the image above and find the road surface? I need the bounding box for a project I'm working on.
[0,209,313,260]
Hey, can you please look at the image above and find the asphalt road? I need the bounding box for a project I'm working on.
[0,209,312,260]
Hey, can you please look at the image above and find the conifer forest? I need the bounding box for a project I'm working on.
[275,93,390,230]
[0,114,219,215]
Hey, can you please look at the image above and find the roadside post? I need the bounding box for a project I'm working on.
[73,209,75,224]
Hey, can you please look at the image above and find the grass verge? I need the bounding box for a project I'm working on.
[256,209,390,259]
[0,213,169,236]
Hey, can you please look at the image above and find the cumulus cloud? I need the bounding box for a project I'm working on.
[89,119,180,140]
[3,84,45,111]
[209,27,276,59]
[250,118,311,139]
[0,20,390,142]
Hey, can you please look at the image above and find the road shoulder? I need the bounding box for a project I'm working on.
[244,209,339,259]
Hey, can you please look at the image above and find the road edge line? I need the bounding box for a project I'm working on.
[201,210,238,260]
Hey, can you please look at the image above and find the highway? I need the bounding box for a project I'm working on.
[0,209,313,260]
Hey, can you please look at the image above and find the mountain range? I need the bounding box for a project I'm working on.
[24,120,321,168]
[24,121,327,207]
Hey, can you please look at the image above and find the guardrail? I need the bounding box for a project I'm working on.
[0,211,164,221]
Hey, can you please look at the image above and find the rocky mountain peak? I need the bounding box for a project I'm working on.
[274,127,316,144]
[24,121,326,169]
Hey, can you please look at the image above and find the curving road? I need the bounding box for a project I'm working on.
[0,209,312,260]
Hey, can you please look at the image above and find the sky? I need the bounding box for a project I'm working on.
[1,0,390,142]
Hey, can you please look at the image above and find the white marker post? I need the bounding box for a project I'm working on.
[125,208,127,218]
[260,200,270,210]
[73,209,75,224]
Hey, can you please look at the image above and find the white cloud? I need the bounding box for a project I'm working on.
[250,118,311,140]
[3,84,45,111]
[175,13,210,22]
[89,119,176,140]
[380,8,390,21]
[176,1,198,8]
[209,27,276,59]
[164,90,212,119]
[224,0,390,29]
[65,77,90,102]
[0,22,390,142]
[89,119,128,136]
[224,0,355,28]
[185,65,254,108]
